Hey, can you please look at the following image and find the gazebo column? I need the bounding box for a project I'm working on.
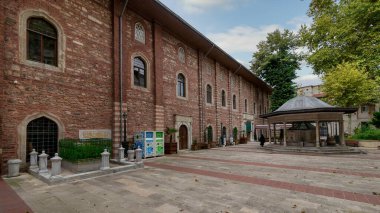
[268,122,272,144]
[273,123,277,144]
[339,120,345,146]
[315,121,320,147]
[283,121,287,147]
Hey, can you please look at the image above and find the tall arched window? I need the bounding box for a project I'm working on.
[233,95,236,109]
[133,57,146,87]
[134,22,145,44]
[206,85,212,104]
[177,73,186,97]
[244,99,248,113]
[221,90,226,107]
[207,126,213,142]
[27,17,57,66]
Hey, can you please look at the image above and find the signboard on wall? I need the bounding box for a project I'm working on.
[79,129,112,139]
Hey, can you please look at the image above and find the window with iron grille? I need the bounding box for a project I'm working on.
[27,17,58,66]
[26,117,58,161]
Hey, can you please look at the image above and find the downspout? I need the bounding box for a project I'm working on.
[199,44,215,144]
[119,0,129,145]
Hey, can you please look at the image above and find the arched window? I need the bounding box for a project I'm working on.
[134,22,145,44]
[221,90,226,107]
[206,85,212,104]
[27,17,57,66]
[207,126,213,142]
[133,57,146,87]
[244,99,248,113]
[178,47,185,63]
[177,73,186,97]
[233,95,236,110]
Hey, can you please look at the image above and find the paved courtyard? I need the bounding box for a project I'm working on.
[3,142,380,213]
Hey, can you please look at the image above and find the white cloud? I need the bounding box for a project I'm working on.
[293,74,322,87]
[177,0,249,13]
[286,15,312,31]
[207,25,281,54]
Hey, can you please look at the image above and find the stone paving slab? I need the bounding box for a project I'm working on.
[3,142,380,212]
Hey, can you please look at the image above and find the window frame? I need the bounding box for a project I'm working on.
[206,84,213,105]
[221,90,226,107]
[134,22,146,44]
[27,17,58,66]
[244,99,248,113]
[19,10,65,72]
[176,73,187,99]
[232,94,237,110]
[133,56,147,88]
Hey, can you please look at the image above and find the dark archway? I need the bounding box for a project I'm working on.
[179,125,188,150]
[26,117,58,160]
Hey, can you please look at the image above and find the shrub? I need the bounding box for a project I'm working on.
[59,138,112,162]
[351,127,380,140]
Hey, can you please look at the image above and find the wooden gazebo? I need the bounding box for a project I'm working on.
[260,96,357,147]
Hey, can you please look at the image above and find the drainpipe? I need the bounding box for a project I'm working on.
[199,44,215,144]
[119,0,129,146]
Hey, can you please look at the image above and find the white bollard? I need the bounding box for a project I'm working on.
[127,149,135,162]
[29,149,38,171]
[223,138,226,147]
[50,153,62,176]
[7,159,22,177]
[230,136,234,145]
[118,145,125,162]
[38,151,49,174]
[100,149,110,170]
[135,146,142,162]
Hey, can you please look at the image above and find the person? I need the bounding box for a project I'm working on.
[259,134,265,147]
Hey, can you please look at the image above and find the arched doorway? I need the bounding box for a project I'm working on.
[179,125,188,150]
[26,117,58,160]
[222,126,227,138]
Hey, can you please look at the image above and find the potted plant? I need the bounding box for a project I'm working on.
[165,127,178,154]
[191,138,198,151]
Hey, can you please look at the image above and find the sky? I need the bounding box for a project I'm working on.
[159,0,322,87]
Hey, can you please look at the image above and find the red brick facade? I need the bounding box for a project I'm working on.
[0,0,270,174]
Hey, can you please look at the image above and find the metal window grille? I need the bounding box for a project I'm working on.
[26,117,58,161]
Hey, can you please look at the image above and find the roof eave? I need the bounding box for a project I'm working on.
[259,107,358,119]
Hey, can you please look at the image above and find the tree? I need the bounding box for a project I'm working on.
[251,29,302,111]
[322,63,380,133]
[371,111,380,128]
[300,0,380,77]
[322,63,380,107]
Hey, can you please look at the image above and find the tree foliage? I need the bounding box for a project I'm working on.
[371,111,380,128]
[251,29,302,111]
[300,0,380,77]
[322,63,380,107]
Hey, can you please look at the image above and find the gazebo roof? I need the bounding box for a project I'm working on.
[260,96,357,118]
[276,96,332,111]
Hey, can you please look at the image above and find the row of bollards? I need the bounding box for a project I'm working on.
[7,146,143,178]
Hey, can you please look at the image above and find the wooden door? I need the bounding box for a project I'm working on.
[179,125,188,150]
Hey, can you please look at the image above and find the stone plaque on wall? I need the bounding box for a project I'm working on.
[79,129,112,139]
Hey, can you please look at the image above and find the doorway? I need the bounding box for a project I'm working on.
[179,125,188,150]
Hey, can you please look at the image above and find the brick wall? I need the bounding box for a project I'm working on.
[0,0,114,172]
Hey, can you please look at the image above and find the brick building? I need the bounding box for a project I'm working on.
[0,0,271,174]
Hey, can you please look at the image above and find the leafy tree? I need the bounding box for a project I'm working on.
[251,29,302,111]
[300,0,380,77]
[322,63,380,107]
